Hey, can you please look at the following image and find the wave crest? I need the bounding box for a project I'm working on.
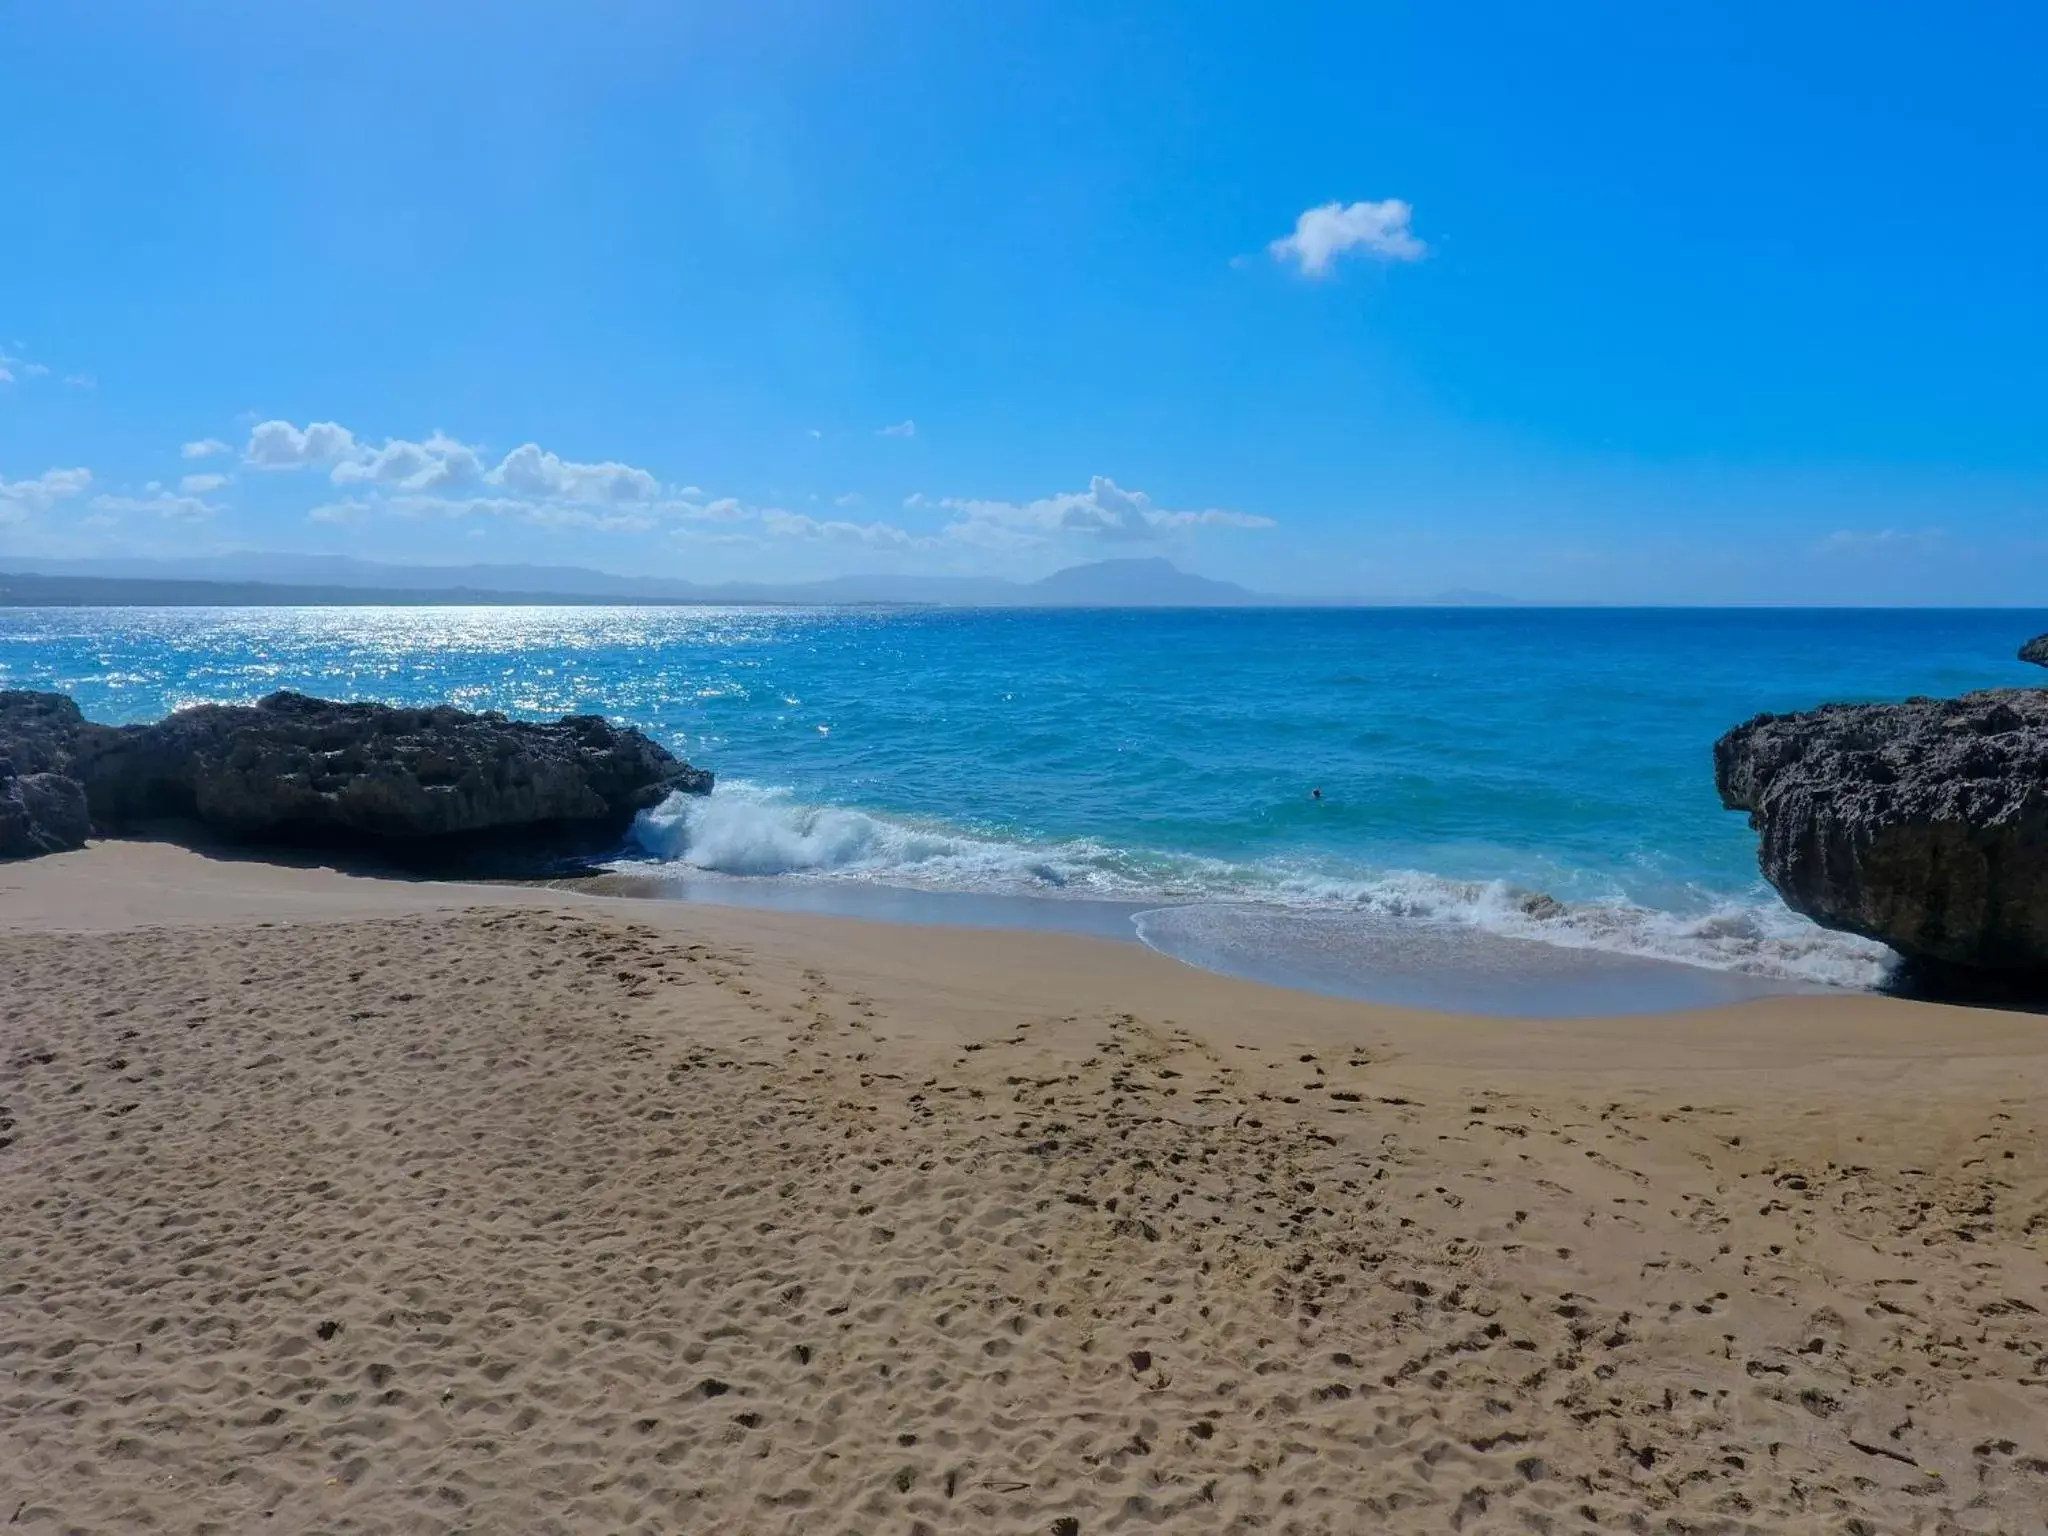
[627,784,1893,989]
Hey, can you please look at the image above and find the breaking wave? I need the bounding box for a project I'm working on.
[626,782,1894,990]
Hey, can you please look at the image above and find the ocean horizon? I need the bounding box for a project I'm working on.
[6,602,2042,1012]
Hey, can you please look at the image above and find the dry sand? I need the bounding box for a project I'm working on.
[2,843,2045,1534]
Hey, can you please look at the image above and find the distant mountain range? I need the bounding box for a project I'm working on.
[0,554,1521,608]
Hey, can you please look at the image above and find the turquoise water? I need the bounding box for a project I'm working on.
[4,604,2042,995]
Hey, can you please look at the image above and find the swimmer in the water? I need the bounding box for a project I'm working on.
[1310,787,1322,801]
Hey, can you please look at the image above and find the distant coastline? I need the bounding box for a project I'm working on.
[0,571,781,609]
[0,555,1524,609]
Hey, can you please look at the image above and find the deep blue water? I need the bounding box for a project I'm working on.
[4,604,2042,1000]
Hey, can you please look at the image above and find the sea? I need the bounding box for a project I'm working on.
[5,604,2041,1015]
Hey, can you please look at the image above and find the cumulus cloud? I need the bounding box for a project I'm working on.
[180,473,230,494]
[90,491,219,522]
[331,431,486,493]
[245,419,361,468]
[0,466,93,522]
[22,362,49,379]
[761,508,928,548]
[489,442,657,503]
[182,438,231,459]
[878,419,917,438]
[1269,199,1426,276]
[63,374,95,389]
[238,419,673,529]
[929,476,1275,545]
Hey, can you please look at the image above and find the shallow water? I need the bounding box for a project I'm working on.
[5,603,2041,1010]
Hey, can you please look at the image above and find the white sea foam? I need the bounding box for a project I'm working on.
[628,782,1114,888]
[627,783,1895,990]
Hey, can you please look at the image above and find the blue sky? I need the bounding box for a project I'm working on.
[2,1,2043,601]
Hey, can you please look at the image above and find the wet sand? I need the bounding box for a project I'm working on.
[2,842,2045,1533]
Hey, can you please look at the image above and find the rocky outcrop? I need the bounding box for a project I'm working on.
[2021,634,2048,668]
[0,689,710,862]
[0,690,91,775]
[0,691,95,858]
[1716,690,2048,978]
[0,764,91,858]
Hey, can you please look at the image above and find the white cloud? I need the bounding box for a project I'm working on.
[63,374,95,389]
[930,475,1275,545]
[180,472,231,494]
[878,419,916,438]
[182,438,231,459]
[1269,199,1426,276]
[237,420,664,523]
[761,508,928,548]
[0,347,64,385]
[332,431,485,493]
[245,419,361,468]
[90,491,219,523]
[0,466,93,522]
[489,442,657,503]
[833,493,864,508]
[672,496,746,522]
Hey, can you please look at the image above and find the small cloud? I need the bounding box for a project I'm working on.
[931,475,1275,546]
[833,493,863,508]
[878,419,917,438]
[807,428,823,439]
[488,441,656,503]
[90,491,219,522]
[245,419,362,468]
[182,438,231,459]
[1269,199,1426,277]
[675,496,746,522]
[761,508,930,549]
[0,348,73,385]
[0,466,94,521]
[331,430,486,493]
[180,472,231,494]
[63,373,95,389]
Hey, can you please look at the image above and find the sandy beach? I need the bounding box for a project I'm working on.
[3,843,2045,1534]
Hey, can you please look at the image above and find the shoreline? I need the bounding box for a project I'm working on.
[5,842,2047,1530]
[582,863,1823,1018]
